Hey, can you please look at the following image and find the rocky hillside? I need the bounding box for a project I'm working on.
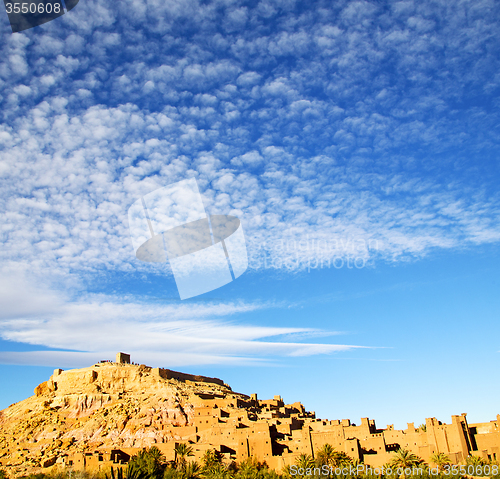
[0,362,247,476]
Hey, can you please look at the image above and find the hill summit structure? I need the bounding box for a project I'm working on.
[0,354,499,476]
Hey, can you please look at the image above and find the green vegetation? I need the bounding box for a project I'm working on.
[430,453,450,469]
[314,445,352,468]
[8,445,500,479]
[174,444,195,472]
[315,445,336,467]
[106,467,148,479]
[385,448,426,479]
[128,446,165,479]
[389,449,425,470]
[466,456,486,468]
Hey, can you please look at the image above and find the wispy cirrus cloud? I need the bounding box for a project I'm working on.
[0,272,363,367]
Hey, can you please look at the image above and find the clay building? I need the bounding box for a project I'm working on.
[61,358,500,471]
[65,391,500,471]
[2,355,498,475]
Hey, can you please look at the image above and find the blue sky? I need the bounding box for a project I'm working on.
[0,0,499,429]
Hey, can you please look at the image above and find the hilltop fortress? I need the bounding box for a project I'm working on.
[0,354,499,475]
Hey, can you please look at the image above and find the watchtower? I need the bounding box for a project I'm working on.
[116,352,131,364]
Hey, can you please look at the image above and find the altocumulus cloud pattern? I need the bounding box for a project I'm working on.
[129,178,248,299]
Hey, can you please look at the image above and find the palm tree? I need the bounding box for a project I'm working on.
[390,449,425,478]
[181,461,202,479]
[163,466,181,479]
[201,448,228,479]
[316,444,337,466]
[330,451,352,468]
[263,471,280,479]
[236,458,261,479]
[391,449,424,468]
[430,453,450,470]
[148,446,166,462]
[175,443,194,470]
[295,454,315,470]
[466,456,486,467]
[350,458,362,469]
[281,465,293,479]
[202,449,223,471]
[106,466,148,479]
[204,465,229,479]
[201,451,229,479]
[129,446,166,479]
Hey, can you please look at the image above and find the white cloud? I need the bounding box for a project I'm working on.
[0,274,364,367]
[0,0,498,301]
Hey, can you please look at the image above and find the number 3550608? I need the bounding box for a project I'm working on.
[5,2,61,14]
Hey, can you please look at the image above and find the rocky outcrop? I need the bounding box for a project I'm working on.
[0,362,246,477]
